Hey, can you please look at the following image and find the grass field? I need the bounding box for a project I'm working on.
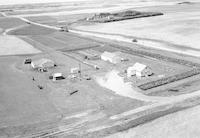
[0,17,26,30]
[25,13,93,26]
[107,104,200,138]
[8,24,56,35]
[0,56,59,128]
[20,32,100,51]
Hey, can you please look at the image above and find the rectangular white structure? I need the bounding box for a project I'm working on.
[127,62,152,77]
[101,51,121,64]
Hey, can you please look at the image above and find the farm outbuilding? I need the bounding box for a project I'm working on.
[101,51,122,64]
[127,62,153,77]
[31,58,55,69]
[70,67,80,74]
[52,73,65,81]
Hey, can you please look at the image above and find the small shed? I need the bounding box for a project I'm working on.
[101,51,122,64]
[127,62,152,77]
[52,73,65,81]
[70,67,80,74]
[31,58,55,69]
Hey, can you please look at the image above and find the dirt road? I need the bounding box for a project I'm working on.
[107,104,200,138]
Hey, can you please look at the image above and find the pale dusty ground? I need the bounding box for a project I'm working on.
[0,35,41,55]
[107,105,200,138]
[95,70,169,102]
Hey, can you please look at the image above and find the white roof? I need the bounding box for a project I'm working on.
[53,73,62,78]
[101,51,121,58]
[32,58,54,68]
[101,51,116,58]
[131,62,147,72]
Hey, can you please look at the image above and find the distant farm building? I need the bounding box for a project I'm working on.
[127,62,153,77]
[70,67,81,74]
[52,73,65,81]
[31,58,55,71]
[78,50,100,60]
[24,58,32,64]
[101,51,123,64]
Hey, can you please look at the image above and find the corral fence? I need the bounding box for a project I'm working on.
[111,45,200,68]
[138,69,200,90]
[108,45,200,90]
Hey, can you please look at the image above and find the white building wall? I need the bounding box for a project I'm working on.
[127,66,152,77]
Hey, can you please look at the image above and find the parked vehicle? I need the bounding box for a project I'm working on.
[82,75,91,80]
[24,59,32,64]
[132,39,138,42]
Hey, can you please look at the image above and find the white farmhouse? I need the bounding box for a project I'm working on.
[127,62,152,77]
[101,51,122,64]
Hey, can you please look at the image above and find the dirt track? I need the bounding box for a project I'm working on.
[107,104,200,138]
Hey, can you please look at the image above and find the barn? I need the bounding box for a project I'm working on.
[127,62,153,77]
[31,58,55,69]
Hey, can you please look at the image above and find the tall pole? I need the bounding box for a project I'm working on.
[79,62,81,78]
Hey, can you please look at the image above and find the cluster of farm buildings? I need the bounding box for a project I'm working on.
[100,51,153,77]
[26,50,153,82]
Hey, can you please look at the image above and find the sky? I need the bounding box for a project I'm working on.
[0,0,91,5]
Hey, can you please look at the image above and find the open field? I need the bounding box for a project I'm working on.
[25,13,93,26]
[4,0,196,17]
[72,2,200,57]
[147,74,200,97]
[20,32,100,51]
[0,36,41,56]
[107,104,200,138]
[8,24,56,35]
[0,56,59,128]
[0,17,26,30]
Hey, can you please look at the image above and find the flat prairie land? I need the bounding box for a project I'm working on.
[25,13,93,26]
[20,32,100,51]
[72,3,200,56]
[107,104,200,138]
[0,36,41,56]
[0,56,59,128]
[0,17,26,30]
[8,24,56,35]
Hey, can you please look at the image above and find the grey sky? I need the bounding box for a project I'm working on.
[0,0,91,5]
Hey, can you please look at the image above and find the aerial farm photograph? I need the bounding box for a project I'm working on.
[1,0,200,137]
